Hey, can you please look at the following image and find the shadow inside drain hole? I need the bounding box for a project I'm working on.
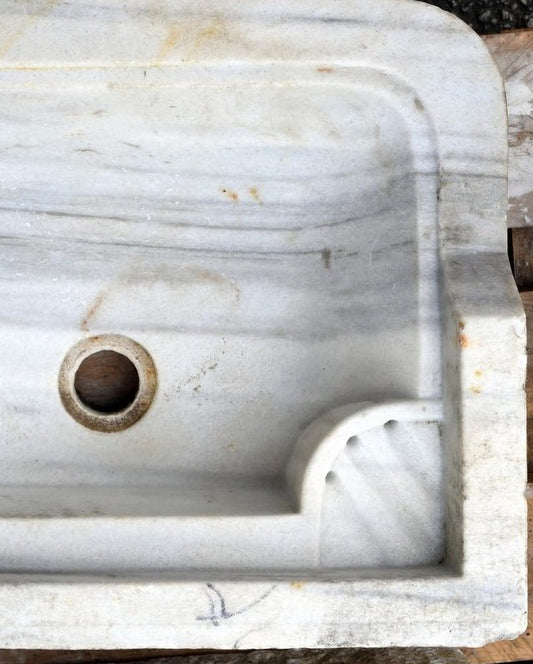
[74,350,140,413]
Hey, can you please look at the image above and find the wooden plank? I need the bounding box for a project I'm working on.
[0,652,183,664]
[511,228,533,289]
[484,30,533,228]
[0,650,470,664]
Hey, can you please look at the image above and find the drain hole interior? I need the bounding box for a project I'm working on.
[74,350,140,414]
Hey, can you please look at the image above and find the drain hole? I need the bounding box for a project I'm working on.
[74,350,140,413]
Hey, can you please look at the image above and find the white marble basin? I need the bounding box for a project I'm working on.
[0,0,527,651]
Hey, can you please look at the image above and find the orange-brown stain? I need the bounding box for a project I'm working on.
[193,268,227,286]
[0,0,59,59]
[81,290,107,332]
[459,334,469,348]
[154,24,180,64]
[220,187,239,202]
[317,66,334,73]
[185,17,226,60]
[291,581,305,589]
[196,24,221,43]
[475,370,483,377]
[249,186,262,203]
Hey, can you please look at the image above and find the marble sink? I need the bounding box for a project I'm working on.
[0,0,527,650]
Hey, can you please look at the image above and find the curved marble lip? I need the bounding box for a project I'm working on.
[0,0,526,651]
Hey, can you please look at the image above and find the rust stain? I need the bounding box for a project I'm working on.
[459,334,469,349]
[475,370,483,377]
[459,321,465,330]
[290,581,305,589]
[183,17,226,61]
[193,268,227,285]
[0,0,59,59]
[317,66,334,73]
[470,386,481,395]
[119,263,240,303]
[193,18,224,49]
[321,248,332,270]
[81,289,107,332]
[220,187,239,202]
[249,186,262,204]
[153,23,180,64]
[192,268,240,303]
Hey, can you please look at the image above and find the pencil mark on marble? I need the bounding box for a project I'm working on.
[233,625,268,648]
[202,583,218,625]
[197,583,276,627]
[74,148,99,154]
[321,248,332,269]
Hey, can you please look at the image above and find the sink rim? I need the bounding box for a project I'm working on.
[0,0,525,650]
